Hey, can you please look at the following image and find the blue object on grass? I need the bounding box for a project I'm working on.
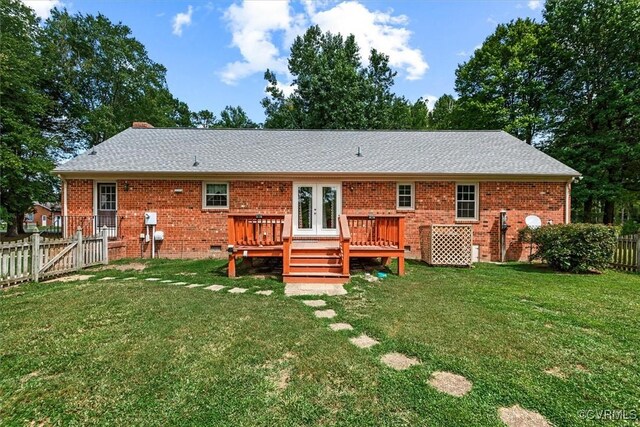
[377,271,388,279]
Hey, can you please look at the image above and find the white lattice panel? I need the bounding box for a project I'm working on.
[421,225,473,266]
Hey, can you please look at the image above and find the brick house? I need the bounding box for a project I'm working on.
[25,202,62,228]
[54,123,579,284]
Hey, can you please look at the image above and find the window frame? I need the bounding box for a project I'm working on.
[455,182,479,221]
[202,182,229,209]
[396,182,415,210]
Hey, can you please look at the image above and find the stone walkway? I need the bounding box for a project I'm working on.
[69,272,550,425]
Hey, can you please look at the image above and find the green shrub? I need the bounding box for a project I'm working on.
[527,223,617,273]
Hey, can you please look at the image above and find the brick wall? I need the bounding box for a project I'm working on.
[63,178,566,262]
[342,181,566,261]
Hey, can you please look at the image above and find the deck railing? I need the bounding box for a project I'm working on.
[35,214,121,239]
[338,215,351,276]
[346,215,405,248]
[227,214,289,247]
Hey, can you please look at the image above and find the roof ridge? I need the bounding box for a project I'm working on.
[129,127,506,133]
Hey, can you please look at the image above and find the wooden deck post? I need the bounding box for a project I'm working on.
[398,217,406,276]
[282,214,292,275]
[339,215,351,276]
[227,216,236,278]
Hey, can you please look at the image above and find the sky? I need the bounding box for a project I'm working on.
[23,0,544,123]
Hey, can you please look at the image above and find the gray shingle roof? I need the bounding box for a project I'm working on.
[54,128,579,177]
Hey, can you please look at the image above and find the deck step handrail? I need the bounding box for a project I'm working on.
[346,215,405,248]
[338,215,351,276]
[282,214,292,275]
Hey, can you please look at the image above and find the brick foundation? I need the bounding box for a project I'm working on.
[63,178,567,262]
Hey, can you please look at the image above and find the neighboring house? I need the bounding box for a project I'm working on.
[26,202,62,228]
[54,122,579,283]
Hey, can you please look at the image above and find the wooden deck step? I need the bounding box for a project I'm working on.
[283,272,349,284]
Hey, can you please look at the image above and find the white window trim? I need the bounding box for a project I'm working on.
[396,182,415,210]
[93,181,117,216]
[455,182,479,221]
[202,182,229,209]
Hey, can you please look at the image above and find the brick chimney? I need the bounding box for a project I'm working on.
[132,122,154,129]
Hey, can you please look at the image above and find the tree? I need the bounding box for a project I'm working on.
[454,18,547,144]
[0,0,58,236]
[428,95,457,129]
[191,110,217,128]
[262,25,411,129]
[217,106,259,128]
[542,0,640,224]
[41,9,191,148]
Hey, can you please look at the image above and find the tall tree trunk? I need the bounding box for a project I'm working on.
[583,197,594,223]
[17,212,25,234]
[603,200,615,225]
[5,213,19,237]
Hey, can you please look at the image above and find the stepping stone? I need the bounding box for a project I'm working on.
[145,278,161,281]
[186,284,204,288]
[302,300,326,307]
[498,405,551,427]
[380,352,421,370]
[429,371,472,397]
[349,334,379,349]
[160,280,174,283]
[314,309,336,319]
[228,287,248,294]
[99,277,116,281]
[329,323,353,331]
[171,282,188,285]
[204,285,225,292]
[256,290,274,296]
[285,283,347,296]
[122,277,136,281]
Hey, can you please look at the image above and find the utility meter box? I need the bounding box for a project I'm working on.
[144,212,157,225]
[153,230,164,241]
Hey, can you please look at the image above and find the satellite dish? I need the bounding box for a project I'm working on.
[525,215,542,229]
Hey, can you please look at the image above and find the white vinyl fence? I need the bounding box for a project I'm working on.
[1,227,109,287]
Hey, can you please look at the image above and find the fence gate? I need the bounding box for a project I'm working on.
[612,234,639,272]
[1,227,109,287]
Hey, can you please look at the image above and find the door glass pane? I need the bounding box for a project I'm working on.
[297,186,313,229]
[322,186,337,229]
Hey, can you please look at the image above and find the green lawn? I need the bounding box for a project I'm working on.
[1,260,638,426]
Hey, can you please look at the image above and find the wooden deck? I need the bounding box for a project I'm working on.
[227,214,405,284]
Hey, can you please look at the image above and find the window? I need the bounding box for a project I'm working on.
[397,183,414,210]
[456,183,478,220]
[203,183,228,208]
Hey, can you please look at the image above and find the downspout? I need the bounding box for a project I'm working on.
[60,175,68,237]
[565,180,571,224]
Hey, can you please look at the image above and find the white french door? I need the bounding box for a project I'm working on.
[293,183,341,236]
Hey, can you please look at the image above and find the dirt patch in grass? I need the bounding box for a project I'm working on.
[20,371,41,383]
[380,353,421,370]
[544,366,566,379]
[428,371,472,397]
[43,274,94,283]
[99,262,146,272]
[498,405,551,427]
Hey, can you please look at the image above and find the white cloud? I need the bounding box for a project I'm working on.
[528,0,542,10]
[220,0,428,85]
[172,5,193,36]
[21,0,62,20]
[220,1,294,85]
[311,1,427,80]
[456,50,469,57]
[423,94,438,110]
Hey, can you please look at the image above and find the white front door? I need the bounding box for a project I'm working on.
[293,183,341,236]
